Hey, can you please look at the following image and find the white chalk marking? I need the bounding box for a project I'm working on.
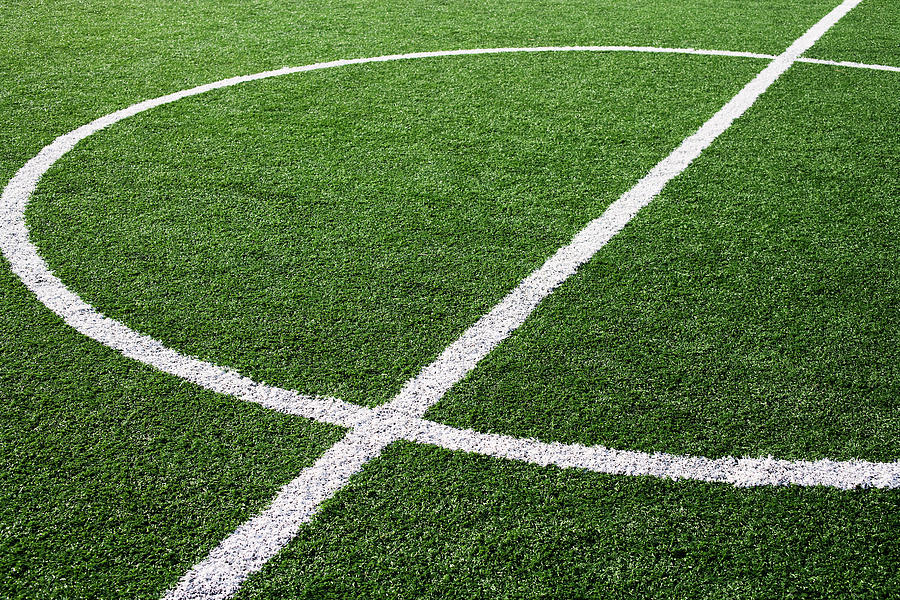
[164,424,395,600]
[401,417,900,490]
[2,7,897,597]
[384,0,866,418]
[798,56,900,72]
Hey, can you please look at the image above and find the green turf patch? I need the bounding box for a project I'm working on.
[427,63,900,462]
[235,441,900,599]
[0,268,344,599]
[0,1,842,212]
[807,0,900,67]
[2,1,898,598]
[27,52,761,406]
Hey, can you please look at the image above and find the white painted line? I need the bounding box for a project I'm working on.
[798,56,900,72]
[163,424,397,600]
[385,0,865,418]
[400,417,900,490]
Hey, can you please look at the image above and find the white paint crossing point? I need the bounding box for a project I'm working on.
[2,0,899,598]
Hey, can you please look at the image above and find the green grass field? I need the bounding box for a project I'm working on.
[1,0,898,598]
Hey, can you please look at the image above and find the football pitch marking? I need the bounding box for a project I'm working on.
[2,0,899,597]
[797,56,900,71]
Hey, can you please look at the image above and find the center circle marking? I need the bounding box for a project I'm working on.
[2,46,898,489]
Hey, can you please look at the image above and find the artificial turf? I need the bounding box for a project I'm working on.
[27,51,762,406]
[428,62,900,462]
[1,0,898,598]
[805,0,900,66]
[236,442,900,600]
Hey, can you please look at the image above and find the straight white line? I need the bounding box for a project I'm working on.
[163,1,866,597]
[164,425,397,600]
[386,0,864,418]
[798,56,900,72]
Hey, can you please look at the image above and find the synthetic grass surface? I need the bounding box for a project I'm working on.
[236,442,900,599]
[0,265,344,599]
[807,0,900,66]
[27,52,761,406]
[428,63,900,462]
[1,0,898,598]
[0,0,844,187]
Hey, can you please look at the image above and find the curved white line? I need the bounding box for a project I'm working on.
[0,45,780,433]
[1,44,893,434]
[798,56,900,72]
[400,416,900,490]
